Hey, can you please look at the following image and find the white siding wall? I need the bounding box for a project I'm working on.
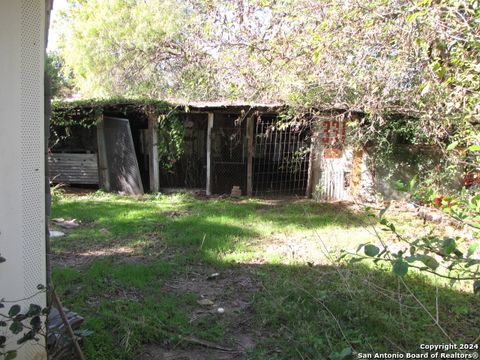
[0,1,47,359]
[310,118,353,201]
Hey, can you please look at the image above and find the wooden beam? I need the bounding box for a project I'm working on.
[206,113,214,196]
[246,116,254,196]
[96,114,110,191]
[148,114,160,192]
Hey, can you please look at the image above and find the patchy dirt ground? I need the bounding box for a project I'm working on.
[51,191,478,359]
[50,233,175,268]
[50,210,261,359]
[136,265,261,360]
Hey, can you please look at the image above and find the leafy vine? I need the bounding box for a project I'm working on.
[0,255,48,360]
[156,111,185,172]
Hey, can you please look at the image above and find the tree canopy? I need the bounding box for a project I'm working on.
[56,0,479,155]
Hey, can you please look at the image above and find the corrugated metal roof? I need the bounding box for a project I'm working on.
[174,100,284,109]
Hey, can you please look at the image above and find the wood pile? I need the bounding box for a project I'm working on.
[48,306,84,360]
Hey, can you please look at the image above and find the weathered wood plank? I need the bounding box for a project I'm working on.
[48,153,99,185]
[246,116,253,196]
[96,114,110,190]
[206,113,214,196]
[148,114,160,192]
[305,141,315,198]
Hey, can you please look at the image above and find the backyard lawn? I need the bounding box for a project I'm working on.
[50,191,480,359]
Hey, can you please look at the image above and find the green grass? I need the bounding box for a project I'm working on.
[53,258,196,358]
[51,191,480,359]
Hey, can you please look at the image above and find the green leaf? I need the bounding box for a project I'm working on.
[13,314,27,322]
[474,280,480,295]
[379,207,388,218]
[8,305,21,317]
[446,141,459,151]
[5,350,17,360]
[453,249,464,258]
[9,321,23,335]
[442,238,456,255]
[30,316,42,330]
[468,242,479,258]
[408,175,418,191]
[388,223,396,232]
[416,0,431,7]
[468,145,480,152]
[409,246,416,255]
[392,180,406,192]
[312,48,321,63]
[27,304,41,317]
[392,259,409,277]
[17,330,36,345]
[364,244,380,257]
[419,255,439,270]
[356,243,369,252]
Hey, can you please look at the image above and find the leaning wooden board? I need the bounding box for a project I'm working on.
[48,153,99,185]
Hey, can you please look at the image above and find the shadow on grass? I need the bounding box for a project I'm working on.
[53,258,480,360]
[50,194,480,359]
[51,194,366,253]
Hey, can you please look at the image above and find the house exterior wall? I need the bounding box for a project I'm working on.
[0,1,47,359]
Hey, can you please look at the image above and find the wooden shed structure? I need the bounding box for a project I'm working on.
[50,100,371,200]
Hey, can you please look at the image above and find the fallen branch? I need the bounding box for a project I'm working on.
[51,288,86,360]
[94,311,235,352]
[179,335,235,352]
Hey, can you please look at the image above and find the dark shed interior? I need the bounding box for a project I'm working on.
[50,101,312,197]
[211,113,247,195]
[159,113,208,190]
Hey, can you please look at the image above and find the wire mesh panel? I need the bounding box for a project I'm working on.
[102,117,144,195]
[211,114,247,195]
[159,114,207,189]
[253,117,311,196]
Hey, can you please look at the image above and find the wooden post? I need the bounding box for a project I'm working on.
[206,112,214,196]
[305,133,316,198]
[148,114,160,192]
[96,114,110,191]
[246,116,254,196]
